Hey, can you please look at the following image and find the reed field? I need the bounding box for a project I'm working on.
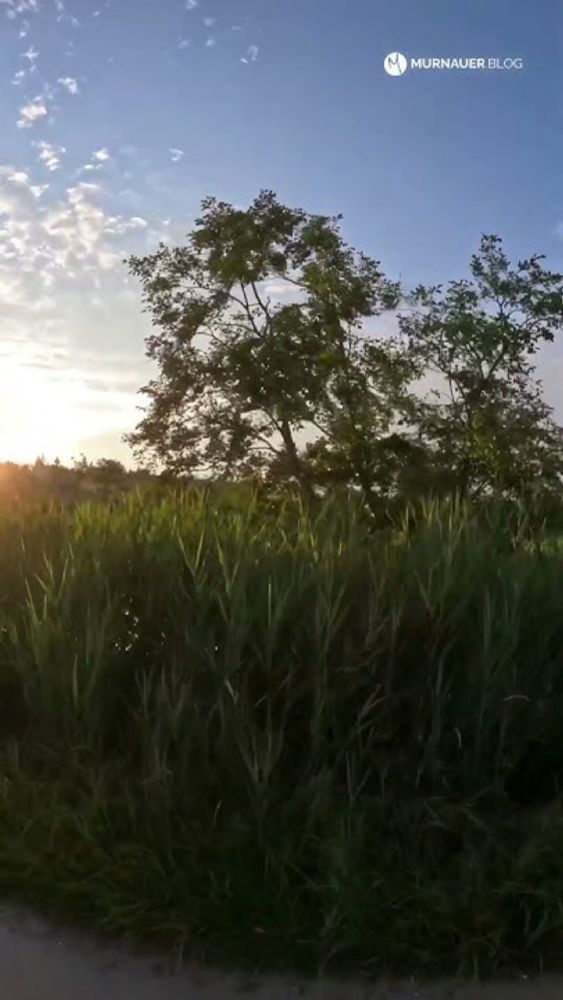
[0,486,563,978]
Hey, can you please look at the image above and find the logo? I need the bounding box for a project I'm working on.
[384,52,408,76]
[383,51,524,76]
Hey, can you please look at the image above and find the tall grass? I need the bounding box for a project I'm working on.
[0,488,562,978]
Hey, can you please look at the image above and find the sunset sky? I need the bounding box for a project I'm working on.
[0,0,561,466]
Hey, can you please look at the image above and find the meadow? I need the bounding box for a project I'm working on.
[0,486,563,979]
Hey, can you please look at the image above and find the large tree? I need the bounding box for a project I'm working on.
[399,235,563,502]
[124,191,422,509]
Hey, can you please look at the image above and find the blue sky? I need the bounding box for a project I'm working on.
[0,0,561,465]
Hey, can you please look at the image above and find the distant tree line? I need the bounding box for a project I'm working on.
[0,456,163,506]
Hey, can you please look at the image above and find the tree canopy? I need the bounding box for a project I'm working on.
[125,193,563,513]
[401,235,563,501]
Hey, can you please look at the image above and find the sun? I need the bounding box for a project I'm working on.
[0,357,90,464]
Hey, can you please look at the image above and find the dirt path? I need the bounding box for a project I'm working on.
[0,906,561,999]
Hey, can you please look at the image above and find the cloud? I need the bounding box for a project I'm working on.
[58,75,78,94]
[0,161,162,465]
[78,148,112,174]
[0,168,40,213]
[0,165,156,336]
[241,45,259,64]
[22,43,38,62]
[104,215,148,235]
[17,97,47,128]
[0,169,48,203]
[0,0,40,16]
[0,165,168,466]
[184,0,198,8]
[34,140,66,172]
[178,36,191,49]
[169,148,184,163]
[57,11,79,26]
[203,16,215,26]
[262,281,301,299]
[205,37,215,47]
[0,169,152,296]
[12,69,26,85]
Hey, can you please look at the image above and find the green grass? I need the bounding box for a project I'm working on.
[0,487,563,979]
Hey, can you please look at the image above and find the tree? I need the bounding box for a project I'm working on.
[399,235,563,502]
[94,458,126,479]
[71,454,92,474]
[124,190,422,509]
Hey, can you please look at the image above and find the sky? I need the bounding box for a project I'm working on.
[0,0,562,466]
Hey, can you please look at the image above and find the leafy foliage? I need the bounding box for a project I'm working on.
[127,201,563,516]
[125,191,423,510]
[400,235,563,501]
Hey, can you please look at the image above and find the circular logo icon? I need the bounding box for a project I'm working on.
[384,51,408,76]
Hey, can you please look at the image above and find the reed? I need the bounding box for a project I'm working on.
[0,488,561,978]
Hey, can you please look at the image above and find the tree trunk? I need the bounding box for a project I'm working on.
[279,419,317,504]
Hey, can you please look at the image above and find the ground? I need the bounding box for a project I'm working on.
[0,905,561,1000]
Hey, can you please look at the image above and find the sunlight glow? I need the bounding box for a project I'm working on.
[0,353,136,465]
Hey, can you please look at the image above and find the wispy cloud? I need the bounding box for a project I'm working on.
[169,148,184,163]
[105,215,149,235]
[203,16,215,27]
[58,75,78,94]
[0,168,154,297]
[0,174,156,321]
[78,148,111,174]
[17,96,47,128]
[178,36,191,49]
[56,11,79,26]
[22,43,38,63]
[34,140,66,172]
[184,0,198,8]
[205,36,215,47]
[241,44,259,64]
[12,69,26,85]
[0,0,40,18]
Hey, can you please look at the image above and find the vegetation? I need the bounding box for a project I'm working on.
[0,456,163,507]
[0,489,561,979]
[3,193,563,980]
[125,193,563,515]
